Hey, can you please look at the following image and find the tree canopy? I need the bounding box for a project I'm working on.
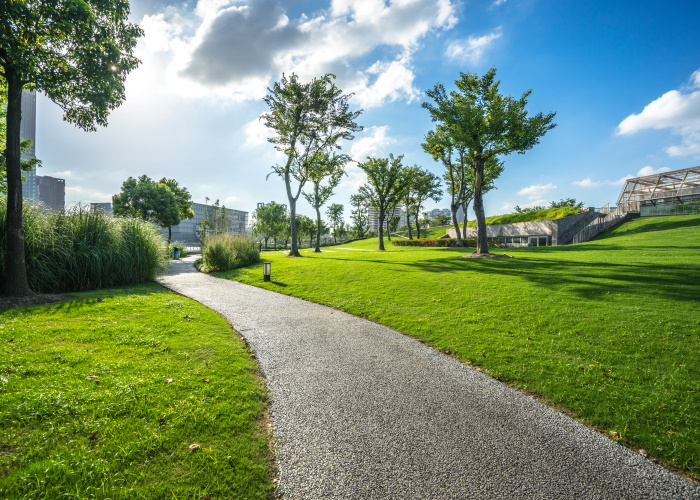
[423,68,556,255]
[1,0,143,295]
[252,203,287,250]
[357,154,411,251]
[263,73,362,257]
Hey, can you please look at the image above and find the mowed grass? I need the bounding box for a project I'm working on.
[0,284,274,499]
[218,215,700,479]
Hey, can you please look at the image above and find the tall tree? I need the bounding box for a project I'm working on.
[112,175,180,241]
[1,0,142,295]
[422,126,470,246]
[357,154,411,251]
[262,73,362,257]
[326,203,344,244]
[302,151,348,252]
[349,193,369,239]
[423,68,556,255]
[295,214,315,248]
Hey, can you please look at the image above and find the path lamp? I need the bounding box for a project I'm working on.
[263,262,271,282]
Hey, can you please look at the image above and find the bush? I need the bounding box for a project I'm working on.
[168,242,189,259]
[0,202,167,293]
[393,238,477,247]
[201,234,261,272]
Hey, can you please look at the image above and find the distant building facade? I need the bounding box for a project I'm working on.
[368,206,406,231]
[426,207,466,223]
[90,201,248,244]
[36,176,66,211]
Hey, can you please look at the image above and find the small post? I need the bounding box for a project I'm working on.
[263,262,271,282]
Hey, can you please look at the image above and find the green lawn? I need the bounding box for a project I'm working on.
[219,215,700,479]
[0,284,274,499]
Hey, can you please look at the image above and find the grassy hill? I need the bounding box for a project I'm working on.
[220,215,700,480]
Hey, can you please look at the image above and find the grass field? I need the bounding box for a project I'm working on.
[218,215,700,479]
[0,284,274,499]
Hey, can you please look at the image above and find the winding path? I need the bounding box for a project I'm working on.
[156,257,700,499]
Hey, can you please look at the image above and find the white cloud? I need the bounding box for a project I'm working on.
[65,186,112,203]
[572,177,601,188]
[243,116,270,148]
[139,0,458,106]
[52,170,72,177]
[635,165,671,177]
[617,68,700,157]
[341,125,398,190]
[492,0,507,5]
[517,183,557,198]
[445,28,502,64]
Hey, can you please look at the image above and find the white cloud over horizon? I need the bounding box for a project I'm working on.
[517,183,557,198]
[572,166,672,188]
[137,0,457,106]
[617,68,700,157]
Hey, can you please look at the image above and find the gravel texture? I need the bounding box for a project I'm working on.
[156,257,700,499]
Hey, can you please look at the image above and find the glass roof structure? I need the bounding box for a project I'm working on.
[617,166,700,213]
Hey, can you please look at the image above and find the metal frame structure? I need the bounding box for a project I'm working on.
[617,166,700,213]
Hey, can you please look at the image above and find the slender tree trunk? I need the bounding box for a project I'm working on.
[414,208,422,240]
[461,199,471,237]
[168,227,172,244]
[473,157,489,254]
[264,237,269,250]
[451,206,463,246]
[405,204,413,240]
[3,71,33,296]
[377,212,385,251]
[314,205,322,252]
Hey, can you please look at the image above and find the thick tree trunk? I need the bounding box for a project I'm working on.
[450,200,463,246]
[288,197,301,257]
[414,209,421,240]
[168,227,172,244]
[472,157,489,255]
[377,212,385,251]
[3,71,33,296]
[405,206,413,240]
[314,205,322,252]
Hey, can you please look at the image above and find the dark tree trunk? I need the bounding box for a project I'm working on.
[472,156,489,254]
[451,200,463,246]
[288,197,301,257]
[168,227,172,244]
[314,205,322,252]
[377,212,385,251]
[3,70,33,296]
[461,199,471,238]
[414,208,421,240]
[405,205,413,240]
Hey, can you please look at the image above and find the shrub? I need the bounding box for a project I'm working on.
[0,202,167,293]
[168,242,189,259]
[201,234,260,272]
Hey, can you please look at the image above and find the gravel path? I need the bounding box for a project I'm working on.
[156,257,700,499]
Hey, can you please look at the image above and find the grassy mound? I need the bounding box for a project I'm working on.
[219,215,700,479]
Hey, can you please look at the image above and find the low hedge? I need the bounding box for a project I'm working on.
[393,238,477,247]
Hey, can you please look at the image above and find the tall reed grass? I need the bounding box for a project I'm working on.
[201,233,260,272]
[0,202,167,293]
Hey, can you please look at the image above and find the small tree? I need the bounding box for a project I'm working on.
[357,154,411,251]
[302,152,348,252]
[550,198,584,209]
[326,203,344,244]
[434,214,450,226]
[112,175,180,241]
[423,68,556,255]
[263,73,362,257]
[349,193,370,239]
[295,214,315,248]
[252,203,287,250]
[1,0,142,295]
[157,178,194,242]
[409,168,442,240]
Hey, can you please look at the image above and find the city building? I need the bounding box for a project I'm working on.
[36,176,66,211]
[368,206,406,231]
[425,207,466,223]
[90,201,248,244]
[18,90,66,208]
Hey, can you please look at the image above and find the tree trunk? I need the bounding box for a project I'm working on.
[168,227,172,244]
[450,199,463,246]
[472,157,489,254]
[377,212,385,251]
[287,197,301,257]
[314,205,322,252]
[405,205,413,240]
[461,200,471,237]
[3,71,33,296]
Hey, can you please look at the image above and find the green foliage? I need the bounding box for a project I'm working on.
[252,202,288,249]
[263,73,362,256]
[0,284,274,498]
[550,198,585,209]
[201,234,261,272]
[349,194,370,238]
[0,201,166,293]
[223,215,700,479]
[433,214,451,226]
[326,203,344,243]
[467,206,582,226]
[357,154,412,250]
[423,68,556,253]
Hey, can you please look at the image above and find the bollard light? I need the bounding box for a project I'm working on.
[263,262,271,282]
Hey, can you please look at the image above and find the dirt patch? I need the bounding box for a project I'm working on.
[463,252,514,259]
[0,294,76,310]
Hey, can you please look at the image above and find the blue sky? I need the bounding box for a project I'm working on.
[34,0,700,220]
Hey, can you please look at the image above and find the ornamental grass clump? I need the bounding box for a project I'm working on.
[0,201,166,293]
[201,233,260,272]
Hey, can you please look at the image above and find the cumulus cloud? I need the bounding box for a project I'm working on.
[446,28,502,64]
[517,183,557,198]
[52,170,72,177]
[617,68,700,157]
[340,126,398,190]
[572,177,601,188]
[65,186,112,203]
[140,0,458,105]
[573,166,672,188]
